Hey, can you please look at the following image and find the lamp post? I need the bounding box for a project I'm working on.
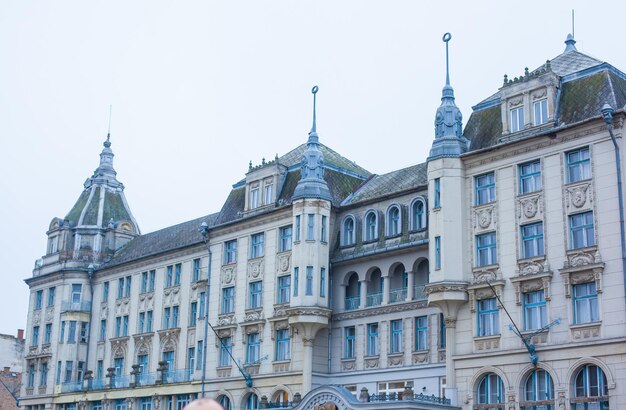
[198,222,212,397]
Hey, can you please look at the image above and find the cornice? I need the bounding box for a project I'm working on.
[332,300,427,321]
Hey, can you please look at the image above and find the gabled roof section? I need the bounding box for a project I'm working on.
[342,163,427,206]
[105,213,219,268]
[281,143,370,178]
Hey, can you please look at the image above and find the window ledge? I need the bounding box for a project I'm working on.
[570,321,602,330]
[362,238,379,245]
[517,189,542,199]
[387,352,403,357]
[339,243,356,250]
[385,234,402,240]
[474,334,501,341]
[341,357,356,362]
[248,256,264,261]
[473,201,496,209]
[564,177,592,187]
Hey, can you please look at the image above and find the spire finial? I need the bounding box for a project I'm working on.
[105,105,112,148]
[310,85,319,136]
[443,33,451,86]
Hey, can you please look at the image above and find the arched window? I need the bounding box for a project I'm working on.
[217,395,232,410]
[476,373,504,408]
[522,369,554,409]
[387,206,401,236]
[343,217,355,246]
[573,365,609,408]
[365,211,378,241]
[244,393,260,410]
[411,199,426,230]
[272,390,289,406]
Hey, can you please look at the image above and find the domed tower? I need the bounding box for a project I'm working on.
[425,33,469,406]
[287,86,332,394]
[44,134,140,267]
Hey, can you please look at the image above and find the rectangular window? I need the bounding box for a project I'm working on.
[222,287,235,313]
[149,270,155,292]
[166,266,173,288]
[250,233,264,259]
[321,215,327,242]
[277,275,291,304]
[102,282,109,302]
[224,240,237,264]
[510,106,524,132]
[79,322,88,343]
[192,259,201,282]
[32,326,39,346]
[100,320,106,341]
[439,313,446,349]
[162,351,174,372]
[344,326,355,358]
[434,178,441,208]
[570,211,595,249]
[124,276,131,297]
[249,281,262,309]
[77,361,85,381]
[519,160,542,194]
[198,292,206,318]
[275,329,290,361]
[174,263,181,286]
[475,172,496,205]
[187,348,195,377]
[521,222,544,258]
[390,319,403,353]
[56,361,62,384]
[71,284,82,304]
[320,268,326,298]
[524,291,547,330]
[27,363,35,387]
[40,362,48,386]
[189,302,197,327]
[533,99,548,126]
[196,341,203,370]
[67,321,77,343]
[293,267,299,297]
[250,188,259,209]
[47,287,56,307]
[219,336,232,367]
[566,147,591,183]
[138,312,145,333]
[44,323,52,344]
[146,311,153,332]
[246,333,260,363]
[573,282,599,324]
[415,316,428,351]
[264,183,273,205]
[163,307,170,329]
[476,232,497,266]
[117,278,124,299]
[115,317,121,337]
[114,357,124,377]
[305,266,313,296]
[366,323,378,356]
[123,315,129,336]
[35,290,43,310]
[279,226,292,252]
[65,361,73,382]
[435,236,441,269]
[295,215,301,241]
[307,214,315,240]
[96,360,103,380]
[60,321,65,342]
[141,272,148,293]
[477,298,499,336]
[137,354,148,374]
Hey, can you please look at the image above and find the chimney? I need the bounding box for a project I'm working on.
[17,329,24,340]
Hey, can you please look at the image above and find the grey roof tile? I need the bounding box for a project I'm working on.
[344,163,427,205]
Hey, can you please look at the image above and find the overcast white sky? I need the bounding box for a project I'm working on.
[1,1,625,336]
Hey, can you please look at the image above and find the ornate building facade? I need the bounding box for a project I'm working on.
[20,34,626,410]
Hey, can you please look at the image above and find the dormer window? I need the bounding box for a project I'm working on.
[47,236,58,254]
[387,205,401,237]
[250,187,259,209]
[533,99,548,126]
[510,106,524,132]
[263,183,273,205]
[342,217,355,246]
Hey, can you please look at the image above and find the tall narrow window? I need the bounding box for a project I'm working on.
[524,291,547,330]
[124,276,131,297]
[189,302,197,327]
[198,292,206,318]
[250,233,264,259]
[102,282,109,302]
[149,270,155,291]
[163,307,171,329]
[141,272,148,293]
[293,267,299,297]
[79,322,88,343]
[35,290,43,310]
[412,200,426,230]
[477,298,499,336]
[44,323,52,344]
[222,287,235,313]
[321,215,327,242]
[366,323,378,356]
[279,226,292,252]
[390,319,403,353]
[343,217,355,246]
[566,147,591,183]
[146,311,153,332]
[307,214,315,240]
[439,313,446,349]
[295,215,301,241]
[139,313,146,333]
[344,327,355,358]
[476,232,497,266]
[32,326,39,346]
[114,317,121,337]
[196,341,204,370]
[99,319,106,340]
[435,236,441,269]
[166,266,173,288]
[475,172,496,205]
[533,99,548,126]
[573,282,599,324]
[510,106,524,132]
[275,329,290,361]
[434,178,441,208]
[365,211,377,241]
[174,263,181,286]
[224,240,237,264]
[172,306,179,328]
[477,373,504,406]
[47,287,56,307]
[60,321,65,342]
[246,333,260,363]
[305,266,313,296]
[114,357,124,377]
[249,281,262,309]
[264,183,273,205]
[72,284,82,304]
[40,362,48,386]
[415,316,428,351]
[250,187,259,209]
[519,160,541,194]
[524,369,554,408]
[117,278,124,299]
[521,222,544,258]
[67,321,77,343]
[570,212,595,249]
[277,275,290,304]
[320,268,326,298]
[65,361,73,382]
[122,315,129,336]
[387,206,400,236]
[137,354,148,375]
[219,336,232,367]
[192,259,201,282]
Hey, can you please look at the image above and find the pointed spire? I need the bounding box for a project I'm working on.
[292,86,331,202]
[428,33,469,160]
[564,33,577,52]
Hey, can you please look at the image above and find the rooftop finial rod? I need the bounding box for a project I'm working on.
[443,33,452,86]
[572,9,575,39]
[107,104,112,142]
[311,85,319,134]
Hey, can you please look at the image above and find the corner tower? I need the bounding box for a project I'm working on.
[424,33,469,407]
[287,86,332,395]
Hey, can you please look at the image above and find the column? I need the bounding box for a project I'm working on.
[382,276,390,305]
[444,317,458,406]
[406,270,415,301]
[339,284,347,311]
[301,336,314,394]
[359,279,368,309]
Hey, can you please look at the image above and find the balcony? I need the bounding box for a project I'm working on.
[61,300,91,313]
[109,376,130,389]
[61,381,83,393]
[136,372,157,386]
[90,379,106,390]
[413,284,427,300]
[162,369,194,383]
[366,292,383,307]
[389,287,407,303]
[344,296,360,311]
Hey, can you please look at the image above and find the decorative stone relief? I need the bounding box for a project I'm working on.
[438,350,446,362]
[341,360,355,371]
[272,361,290,373]
[388,355,403,367]
[471,267,501,285]
[163,286,181,306]
[468,282,503,313]
[221,266,236,285]
[273,306,288,318]
[572,324,601,340]
[138,293,154,311]
[565,249,601,269]
[248,259,264,280]
[474,205,495,230]
[474,337,500,351]
[565,183,592,210]
[517,194,542,220]
[517,259,549,276]
[111,339,127,359]
[412,353,429,365]
[45,307,54,322]
[158,329,180,355]
[101,305,108,318]
[216,314,236,327]
[115,298,130,316]
[364,358,379,369]
[32,311,41,325]
[217,368,231,378]
[532,88,547,100]
[243,310,263,322]
[277,253,291,273]
[508,97,523,107]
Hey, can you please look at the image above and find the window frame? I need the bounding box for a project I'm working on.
[435,236,441,270]
[344,326,356,359]
[411,198,427,231]
[477,373,504,405]
[249,281,262,309]
[246,333,260,364]
[533,99,548,126]
[573,282,599,324]
[221,287,235,314]
[307,214,315,241]
[521,221,544,259]
[364,211,378,242]
[390,319,403,353]
[523,290,547,331]
[279,226,292,253]
[476,232,497,267]
[415,316,428,351]
[566,147,591,184]
[275,329,290,361]
[277,275,290,304]
[366,323,378,356]
[434,178,441,209]
[342,216,355,246]
[569,211,595,249]
[519,160,542,195]
[387,205,401,237]
[475,172,496,206]
[224,240,237,265]
[510,106,524,133]
[250,233,265,259]
[477,298,499,337]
